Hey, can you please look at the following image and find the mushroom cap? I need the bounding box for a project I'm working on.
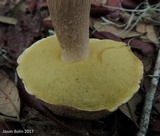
[17,36,143,119]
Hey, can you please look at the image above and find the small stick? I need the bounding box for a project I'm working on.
[137,48,160,136]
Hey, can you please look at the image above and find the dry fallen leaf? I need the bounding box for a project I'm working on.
[136,23,158,44]
[92,31,122,41]
[106,0,121,11]
[94,19,141,38]
[136,23,146,33]
[0,69,20,119]
[146,25,159,44]
[6,11,42,61]
[123,38,156,58]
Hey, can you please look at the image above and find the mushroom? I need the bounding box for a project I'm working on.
[17,0,143,120]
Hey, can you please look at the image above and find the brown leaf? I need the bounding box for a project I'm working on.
[136,23,158,44]
[146,25,158,44]
[136,23,146,34]
[93,19,141,38]
[92,31,122,41]
[0,69,20,119]
[123,38,157,58]
[105,0,121,11]
[6,12,42,61]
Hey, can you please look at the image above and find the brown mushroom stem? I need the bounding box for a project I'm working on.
[47,0,91,62]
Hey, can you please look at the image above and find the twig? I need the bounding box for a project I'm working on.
[137,48,160,136]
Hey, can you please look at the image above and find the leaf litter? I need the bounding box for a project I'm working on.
[0,0,160,135]
[0,69,20,120]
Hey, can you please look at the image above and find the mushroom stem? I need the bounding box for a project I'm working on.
[47,0,91,62]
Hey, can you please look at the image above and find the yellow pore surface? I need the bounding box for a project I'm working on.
[17,36,143,112]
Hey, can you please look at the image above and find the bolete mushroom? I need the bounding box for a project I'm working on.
[17,0,143,119]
